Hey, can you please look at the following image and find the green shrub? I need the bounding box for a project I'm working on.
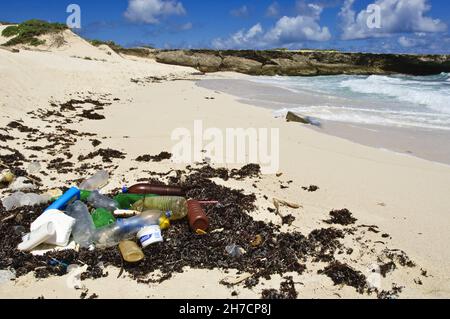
[1,19,67,46]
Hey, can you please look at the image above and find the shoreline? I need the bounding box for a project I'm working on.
[197,77,450,167]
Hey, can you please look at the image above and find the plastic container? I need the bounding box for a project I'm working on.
[124,184,185,196]
[94,210,170,247]
[137,225,163,248]
[79,170,109,191]
[45,187,80,212]
[18,222,55,251]
[66,201,96,248]
[30,209,76,247]
[187,200,209,232]
[132,196,188,220]
[87,190,119,211]
[119,240,144,263]
[92,208,116,229]
[0,169,15,184]
[114,193,158,210]
[2,192,51,211]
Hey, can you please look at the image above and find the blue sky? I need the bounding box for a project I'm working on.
[1,0,449,53]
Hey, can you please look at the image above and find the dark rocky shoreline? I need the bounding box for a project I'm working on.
[153,49,450,76]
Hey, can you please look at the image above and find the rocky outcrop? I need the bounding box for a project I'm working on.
[155,49,450,76]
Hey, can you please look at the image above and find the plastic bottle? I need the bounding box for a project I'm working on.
[132,196,188,220]
[187,200,209,232]
[66,201,96,248]
[87,190,119,211]
[2,192,51,211]
[31,209,76,247]
[124,184,185,196]
[0,169,15,184]
[93,210,170,247]
[137,225,163,248]
[79,170,109,191]
[18,222,55,251]
[80,190,91,202]
[91,208,116,229]
[119,240,144,263]
[113,193,158,210]
[45,187,80,211]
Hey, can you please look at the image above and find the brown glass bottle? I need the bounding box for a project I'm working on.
[126,183,185,196]
[187,200,209,232]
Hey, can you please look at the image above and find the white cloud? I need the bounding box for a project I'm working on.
[214,6,331,49]
[340,0,447,40]
[124,0,186,24]
[266,2,280,17]
[230,5,249,17]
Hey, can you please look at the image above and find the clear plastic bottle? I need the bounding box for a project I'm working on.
[94,210,170,247]
[66,201,96,248]
[2,192,51,211]
[87,190,119,211]
[132,196,188,220]
[79,170,109,191]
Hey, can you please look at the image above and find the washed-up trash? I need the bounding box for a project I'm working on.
[79,170,109,191]
[124,183,185,196]
[137,225,163,248]
[9,176,36,191]
[251,234,263,247]
[0,269,16,285]
[225,244,246,258]
[0,169,15,185]
[286,111,321,127]
[132,196,188,220]
[2,192,51,211]
[187,199,209,232]
[119,240,144,263]
[12,225,26,236]
[45,187,80,211]
[220,273,253,286]
[94,210,171,247]
[87,190,119,211]
[113,209,141,217]
[272,198,302,216]
[92,208,116,229]
[18,222,56,251]
[114,193,158,210]
[66,201,96,248]
[27,162,41,174]
[30,210,75,247]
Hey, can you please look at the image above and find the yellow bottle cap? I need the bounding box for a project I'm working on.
[159,216,170,230]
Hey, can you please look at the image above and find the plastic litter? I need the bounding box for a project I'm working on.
[87,190,119,211]
[79,170,109,191]
[94,210,170,247]
[0,169,15,184]
[45,187,80,211]
[119,240,144,263]
[114,193,158,210]
[30,209,75,247]
[124,183,185,196]
[92,208,116,229]
[225,244,246,258]
[9,176,36,191]
[137,225,163,248]
[132,196,188,220]
[27,162,41,174]
[18,222,56,251]
[187,199,209,232]
[2,192,51,211]
[0,269,16,285]
[65,201,96,248]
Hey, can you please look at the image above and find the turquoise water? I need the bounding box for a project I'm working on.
[251,73,450,131]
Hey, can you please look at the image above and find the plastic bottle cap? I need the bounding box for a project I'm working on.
[159,217,170,230]
[122,186,128,193]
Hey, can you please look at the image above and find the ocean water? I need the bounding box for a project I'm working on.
[251,73,450,131]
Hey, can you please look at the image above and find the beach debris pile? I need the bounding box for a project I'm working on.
[0,163,422,299]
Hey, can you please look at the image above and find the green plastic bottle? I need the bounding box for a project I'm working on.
[92,208,116,229]
[80,190,92,202]
[114,193,159,210]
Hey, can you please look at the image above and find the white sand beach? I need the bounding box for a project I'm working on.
[1,29,449,299]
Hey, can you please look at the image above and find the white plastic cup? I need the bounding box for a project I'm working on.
[18,222,56,251]
[137,225,163,248]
